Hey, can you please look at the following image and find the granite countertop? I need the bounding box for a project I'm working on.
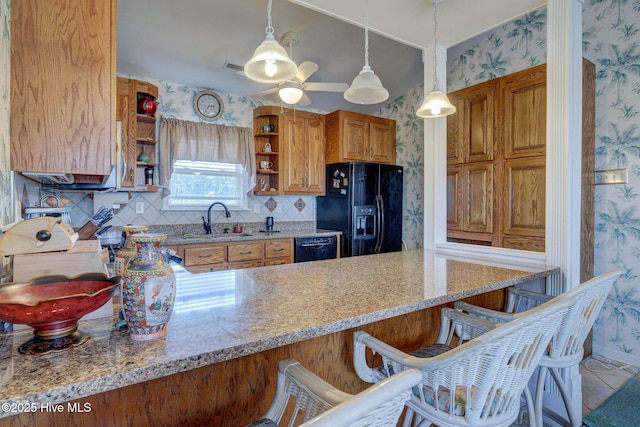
[0,249,559,415]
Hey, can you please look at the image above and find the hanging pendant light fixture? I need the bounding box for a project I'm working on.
[416,0,456,118]
[244,0,298,84]
[344,0,389,105]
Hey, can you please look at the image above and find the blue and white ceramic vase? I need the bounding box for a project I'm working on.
[121,233,176,341]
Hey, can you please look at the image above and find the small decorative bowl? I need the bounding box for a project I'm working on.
[0,273,121,354]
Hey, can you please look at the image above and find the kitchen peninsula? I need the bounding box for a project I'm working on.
[0,250,559,426]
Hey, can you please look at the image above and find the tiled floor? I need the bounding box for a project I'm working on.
[580,355,640,421]
[511,355,639,427]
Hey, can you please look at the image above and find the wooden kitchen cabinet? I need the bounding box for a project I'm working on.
[10,0,116,177]
[446,60,595,255]
[282,110,326,195]
[116,77,159,191]
[177,238,293,273]
[325,110,396,164]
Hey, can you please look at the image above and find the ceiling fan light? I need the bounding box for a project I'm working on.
[244,34,298,83]
[278,81,304,104]
[416,89,456,118]
[344,65,389,105]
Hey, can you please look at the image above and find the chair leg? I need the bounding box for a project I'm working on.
[402,407,414,427]
[522,386,537,427]
[534,366,548,427]
[549,367,582,427]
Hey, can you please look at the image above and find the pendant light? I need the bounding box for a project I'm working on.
[344,0,389,105]
[244,0,298,84]
[416,0,456,118]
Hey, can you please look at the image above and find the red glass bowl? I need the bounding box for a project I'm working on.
[0,273,121,354]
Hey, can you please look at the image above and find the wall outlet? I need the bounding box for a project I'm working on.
[595,169,628,185]
[135,202,144,214]
[253,201,261,213]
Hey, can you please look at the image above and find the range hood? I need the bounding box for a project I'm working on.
[22,168,118,191]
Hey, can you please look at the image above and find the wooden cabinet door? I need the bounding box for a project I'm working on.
[304,116,326,194]
[503,156,546,243]
[117,78,136,187]
[282,111,325,195]
[10,0,115,175]
[341,116,369,161]
[447,81,495,165]
[369,121,396,164]
[282,113,306,193]
[501,64,546,159]
[447,166,462,231]
[463,163,493,234]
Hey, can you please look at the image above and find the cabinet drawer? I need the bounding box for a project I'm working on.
[184,246,225,267]
[265,239,292,259]
[264,258,291,266]
[227,243,264,262]
[227,260,264,270]
[186,264,227,274]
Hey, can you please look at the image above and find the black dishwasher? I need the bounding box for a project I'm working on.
[294,236,338,263]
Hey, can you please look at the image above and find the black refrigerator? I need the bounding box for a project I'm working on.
[316,162,403,257]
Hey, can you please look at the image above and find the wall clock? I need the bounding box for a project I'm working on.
[193,90,224,121]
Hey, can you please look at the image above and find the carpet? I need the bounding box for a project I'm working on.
[583,377,640,427]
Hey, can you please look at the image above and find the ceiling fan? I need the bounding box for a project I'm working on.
[250,31,349,106]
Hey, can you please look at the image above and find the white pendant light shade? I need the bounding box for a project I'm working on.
[278,81,304,105]
[416,88,456,118]
[344,65,389,105]
[244,0,297,84]
[345,0,389,105]
[416,0,456,119]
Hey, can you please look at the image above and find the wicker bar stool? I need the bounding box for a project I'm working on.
[247,358,422,427]
[454,269,624,427]
[353,294,574,427]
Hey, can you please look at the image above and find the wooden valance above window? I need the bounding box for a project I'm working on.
[158,117,255,190]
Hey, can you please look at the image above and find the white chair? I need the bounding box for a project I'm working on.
[247,358,422,427]
[353,294,574,427]
[454,269,624,427]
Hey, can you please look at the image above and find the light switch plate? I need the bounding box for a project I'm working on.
[595,169,628,185]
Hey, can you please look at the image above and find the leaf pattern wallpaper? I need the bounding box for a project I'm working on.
[2,0,640,365]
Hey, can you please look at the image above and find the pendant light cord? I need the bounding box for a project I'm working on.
[266,0,274,36]
[364,0,370,67]
[432,0,440,90]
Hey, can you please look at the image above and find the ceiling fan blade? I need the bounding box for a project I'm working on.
[250,87,279,97]
[297,93,312,107]
[296,61,319,83]
[303,82,349,93]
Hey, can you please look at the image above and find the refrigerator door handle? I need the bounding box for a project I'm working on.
[375,195,385,253]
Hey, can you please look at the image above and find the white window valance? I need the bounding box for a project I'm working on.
[158,118,255,192]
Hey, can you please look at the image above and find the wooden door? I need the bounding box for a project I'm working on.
[369,120,396,164]
[10,0,115,175]
[304,115,326,194]
[501,65,546,159]
[282,113,306,193]
[463,162,493,234]
[447,166,462,231]
[503,156,546,251]
[341,116,369,161]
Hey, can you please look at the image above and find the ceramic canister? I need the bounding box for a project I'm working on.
[114,225,149,276]
[121,233,176,341]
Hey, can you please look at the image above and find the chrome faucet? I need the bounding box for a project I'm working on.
[202,202,231,234]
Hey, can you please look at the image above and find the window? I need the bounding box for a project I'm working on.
[163,160,248,210]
